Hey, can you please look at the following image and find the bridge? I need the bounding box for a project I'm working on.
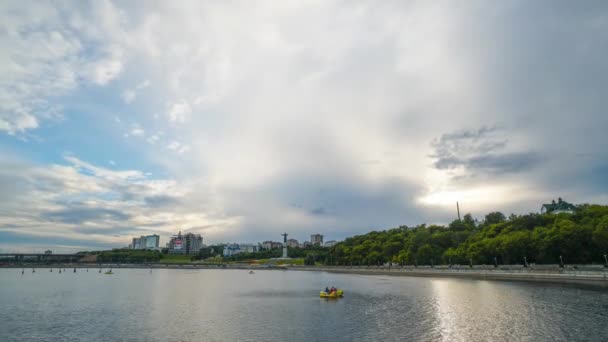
[0,253,84,263]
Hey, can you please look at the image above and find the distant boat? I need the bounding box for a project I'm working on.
[320,289,344,299]
[249,270,255,274]
[104,270,113,275]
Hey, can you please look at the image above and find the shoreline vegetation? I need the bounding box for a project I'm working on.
[18,203,604,268]
[327,204,608,268]
[3,204,608,287]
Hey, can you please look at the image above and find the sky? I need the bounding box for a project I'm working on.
[1,1,607,253]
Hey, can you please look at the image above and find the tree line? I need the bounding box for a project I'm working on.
[96,249,162,263]
[328,204,608,266]
[220,245,330,265]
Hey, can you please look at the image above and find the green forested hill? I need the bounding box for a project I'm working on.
[329,204,608,266]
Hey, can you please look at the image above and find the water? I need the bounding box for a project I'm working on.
[0,268,607,342]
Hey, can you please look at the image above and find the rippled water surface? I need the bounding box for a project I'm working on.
[1,268,607,341]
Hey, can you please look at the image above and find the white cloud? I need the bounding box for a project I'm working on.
[89,55,123,85]
[137,80,150,89]
[64,155,144,181]
[2,1,607,248]
[166,141,190,154]
[122,80,150,104]
[0,0,128,134]
[166,101,192,123]
[146,134,160,144]
[124,123,146,139]
[0,153,231,251]
[126,1,606,240]
[130,126,145,137]
[0,113,39,134]
[122,90,136,103]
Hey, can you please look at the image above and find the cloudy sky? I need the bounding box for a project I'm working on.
[1,1,607,252]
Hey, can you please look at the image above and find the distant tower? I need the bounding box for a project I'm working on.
[456,202,461,221]
[281,233,288,258]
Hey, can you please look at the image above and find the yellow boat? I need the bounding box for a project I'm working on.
[320,289,344,298]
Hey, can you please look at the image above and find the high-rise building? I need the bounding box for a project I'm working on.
[311,234,324,246]
[223,243,260,257]
[239,243,259,253]
[262,241,283,250]
[287,239,299,248]
[262,241,273,250]
[324,240,337,247]
[130,234,160,250]
[145,235,160,249]
[168,231,203,255]
[132,237,143,249]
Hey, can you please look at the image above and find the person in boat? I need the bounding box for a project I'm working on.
[330,286,336,293]
[325,287,330,294]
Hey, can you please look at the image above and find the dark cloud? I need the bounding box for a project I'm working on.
[309,206,327,216]
[72,226,139,236]
[0,230,118,252]
[435,152,540,174]
[40,207,131,224]
[431,126,541,174]
[431,126,504,160]
[438,126,498,142]
[217,172,441,243]
[466,153,540,173]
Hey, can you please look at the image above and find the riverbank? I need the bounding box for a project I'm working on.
[291,265,608,288]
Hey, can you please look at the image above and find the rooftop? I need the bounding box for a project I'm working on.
[541,198,576,213]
